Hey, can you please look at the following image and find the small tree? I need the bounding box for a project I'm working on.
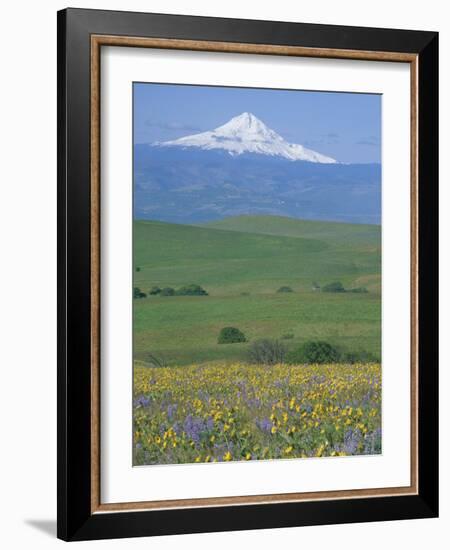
[277,286,293,293]
[146,353,167,368]
[160,287,175,296]
[322,281,346,293]
[135,266,141,272]
[149,285,161,295]
[348,287,368,293]
[175,284,208,296]
[133,287,146,299]
[247,339,287,365]
[218,327,247,344]
[287,340,340,364]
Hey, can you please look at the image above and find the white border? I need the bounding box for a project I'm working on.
[100,46,411,504]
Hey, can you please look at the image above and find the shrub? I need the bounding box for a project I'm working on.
[277,286,293,293]
[322,281,346,293]
[281,333,294,340]
[248,339,287,365]
[146,353,167,368]
[160,287,175,296]
[149,286,161,295]
[218,327,247,344]
[348,287,368,293]
[287,340,340,364]
[175,284,208,296]
[136,266,141,272]
[133,287,146,299]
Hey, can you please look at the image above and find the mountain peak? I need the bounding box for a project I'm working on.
[211,112,281,142]
[155,113,337,164]
[221,112,263,129]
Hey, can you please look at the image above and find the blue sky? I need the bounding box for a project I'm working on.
[134,83,381,164]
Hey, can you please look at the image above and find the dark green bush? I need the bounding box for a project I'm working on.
[160,287,175,296]
[277,286,293,293]
[287,340,340,364]
[248,339,287,365]
[146,353,167,368]
[322,281,346,293]
[149,285,161,295]
[135,266,141,272]
[175,284,208,296]
[217,327,247,344]
[133,287,146,299]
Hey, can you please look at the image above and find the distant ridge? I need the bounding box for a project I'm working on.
[134,143,381,225]
[202,215,381,246]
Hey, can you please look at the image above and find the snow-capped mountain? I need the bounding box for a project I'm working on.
[155,112,337,164]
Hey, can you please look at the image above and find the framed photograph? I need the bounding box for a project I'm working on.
[57,8,438,541]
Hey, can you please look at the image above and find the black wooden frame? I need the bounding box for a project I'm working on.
[57,8,438,541]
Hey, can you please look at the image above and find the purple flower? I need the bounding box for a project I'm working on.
[167,403,177,420]
[183,415,211,445]
[363,428,382,454]
[134,395,151,408]
[340,428,362,455]
[256,417,272,433]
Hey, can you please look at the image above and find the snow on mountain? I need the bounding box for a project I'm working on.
[154,112,337,164]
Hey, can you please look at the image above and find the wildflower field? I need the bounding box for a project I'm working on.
[133,362,381,465]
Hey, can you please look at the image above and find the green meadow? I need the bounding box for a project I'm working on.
[133,216,381,366]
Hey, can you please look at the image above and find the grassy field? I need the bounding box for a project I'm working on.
[133,215,381,365]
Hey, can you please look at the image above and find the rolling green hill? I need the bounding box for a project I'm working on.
[133,216,381,365]
[203,215,381,247]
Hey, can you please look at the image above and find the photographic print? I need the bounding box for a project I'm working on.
[132,83,382,466]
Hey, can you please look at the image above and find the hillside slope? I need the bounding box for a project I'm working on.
[203,215,381,247]
[134,217,380,295]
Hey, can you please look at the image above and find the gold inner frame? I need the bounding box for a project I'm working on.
[90,35,419,514]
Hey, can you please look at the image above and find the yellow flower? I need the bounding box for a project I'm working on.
[223,451,232,461]
[283,446,293,455]
[315,444,326,457]
[245,453,251,460]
